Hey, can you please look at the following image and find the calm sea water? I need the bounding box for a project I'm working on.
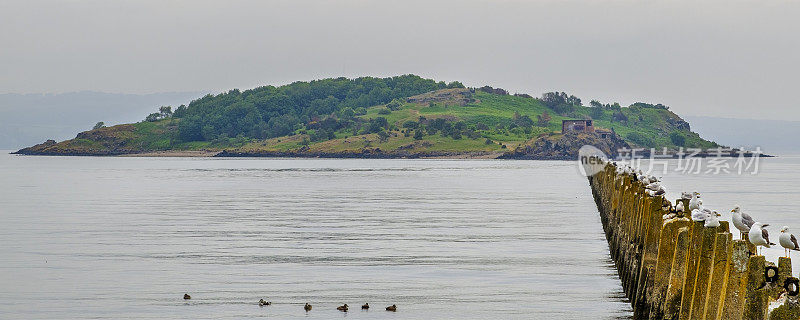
[1,152,798,319]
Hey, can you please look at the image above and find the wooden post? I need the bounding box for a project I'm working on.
[775,257,793,299]
[587,164,774,319]
[703,232,731,320]
[678,221,705,319]
[664,227,690,320]
[689,226,718,318]
[650,218,691,319]
[743,255,768,320]
[719,240,749,320]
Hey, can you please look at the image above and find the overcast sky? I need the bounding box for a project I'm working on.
[1,0,798,120]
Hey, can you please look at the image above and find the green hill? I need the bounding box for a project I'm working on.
[14,75,719,159]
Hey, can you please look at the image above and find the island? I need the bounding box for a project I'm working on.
[14,75,721,159]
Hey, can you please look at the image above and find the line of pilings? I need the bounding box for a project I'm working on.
[588,161,800,320]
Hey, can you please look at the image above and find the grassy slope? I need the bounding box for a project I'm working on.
[25,91,716,156]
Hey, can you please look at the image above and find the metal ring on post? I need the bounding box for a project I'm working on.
[765,266,779,283]
[785,277,800,296]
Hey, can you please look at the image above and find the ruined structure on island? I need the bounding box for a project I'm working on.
[588,161,800,320]
[562,119,595,134]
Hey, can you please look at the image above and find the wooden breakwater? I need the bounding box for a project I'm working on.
[588,161,800,320]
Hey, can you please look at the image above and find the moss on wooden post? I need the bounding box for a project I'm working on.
[769,296,800,320]
[703,231,731,320]
[719,240,749,320]
[774,257,793,300]
[650,218,691,318]
[664,227,690,320]
[678,221,705,319]
[689,226,718,318]
[743,255,767,320]
[588,163,774,319]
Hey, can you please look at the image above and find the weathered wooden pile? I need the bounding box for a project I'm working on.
[588,161,800,319]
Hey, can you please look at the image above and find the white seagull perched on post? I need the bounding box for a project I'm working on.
[748,222,775,256]
[691,209,707,222]
[779,226,800,258]
[704,211,721,228]
[731,205,755,240]
[689,192,702,211]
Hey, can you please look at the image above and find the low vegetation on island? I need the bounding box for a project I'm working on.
[15,75,720,159]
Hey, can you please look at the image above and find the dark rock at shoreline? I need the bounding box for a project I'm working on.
[500,132,631,160]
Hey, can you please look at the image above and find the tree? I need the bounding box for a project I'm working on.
[337,107,355,119]
[386,99,403,110]
[626,132,655,147]
[612,111,628,123]
[590,100,603,108]
[173,75,444,142]
[590,106,604,119]
[173,105,188,118]
[413,129,424,140]
[513,112,534,128]
[377,130,390,142]
[159,106,173,118]
[446,81,465,88]
[402,120,419,129]
[145,113,161,122]
[367,117,389,133]
[670,131,686,146]
[92,122,105,130]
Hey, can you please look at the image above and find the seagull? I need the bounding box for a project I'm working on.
[704,211,721,228]
[779,226,800,258]
[646,186,666,197]
[689,192,702,211]
[748,222,775,256]
[681,192,693,200]
[731,205,755,240]
[645,182,661,191]
[691,209,707,222]
[676,201,685,213]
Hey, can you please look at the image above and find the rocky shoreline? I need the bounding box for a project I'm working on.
[11,132,770,159]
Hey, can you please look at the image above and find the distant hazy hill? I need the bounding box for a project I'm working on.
[0,91,202,149]
[13,75,718,159]
[684,116,800,155]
